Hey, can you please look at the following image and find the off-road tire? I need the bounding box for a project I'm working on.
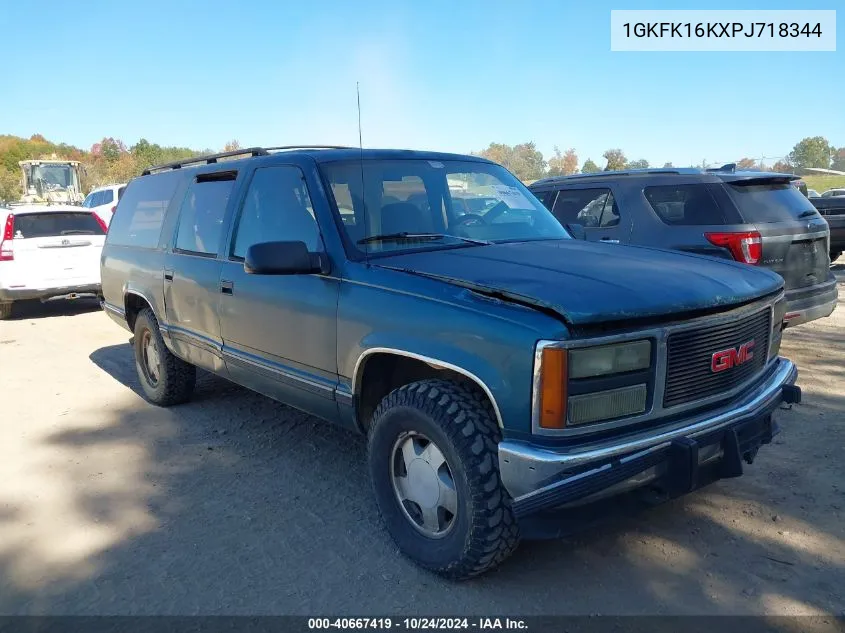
[0,302,12,320]
[367,379,520,579]
[133,308,196,406]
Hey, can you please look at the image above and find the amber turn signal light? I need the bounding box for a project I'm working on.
[539,347,568,429]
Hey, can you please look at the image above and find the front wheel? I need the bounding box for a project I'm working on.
[367,380,520,579]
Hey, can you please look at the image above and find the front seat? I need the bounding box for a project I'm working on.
[379,202,433,235]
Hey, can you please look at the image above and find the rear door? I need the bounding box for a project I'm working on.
[163,171,237,374]
[7,211,106,289]
[548,186,631,244]
[725,179,831,291]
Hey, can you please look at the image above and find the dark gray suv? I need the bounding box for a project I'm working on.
[529,166,838,327]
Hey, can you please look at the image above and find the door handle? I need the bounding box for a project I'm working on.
[164,269,174,281]
[220,280,234,295]
[600,238,620,244]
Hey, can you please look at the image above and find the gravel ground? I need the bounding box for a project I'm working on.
[0,263,842,616]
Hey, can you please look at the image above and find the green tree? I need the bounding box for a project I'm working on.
[627,158,649,169]
[603,149,627,171]
[581,158,601,173]
[0,168,20,203]
[788,136,832,169]
[662,162,674,168]
[477,142,546,181]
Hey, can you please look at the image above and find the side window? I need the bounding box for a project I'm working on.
[551,188,617,228]
[175,174,236,255]
[117,186,126,200]
[231,166,321,259]
[532,190,551,209]
[106,170,184,248]
[101,189,114,205]
[82,193,94,208]
[644,184,728,225]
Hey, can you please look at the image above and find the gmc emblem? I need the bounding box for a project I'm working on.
[711,340,755,373]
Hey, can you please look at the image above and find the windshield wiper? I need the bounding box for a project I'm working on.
[797,210,817,219]
[357,232,490,246]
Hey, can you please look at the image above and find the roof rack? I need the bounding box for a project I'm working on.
[264,145,355,152]
[142,145,356,175]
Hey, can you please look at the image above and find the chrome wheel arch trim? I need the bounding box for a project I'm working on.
[351,347,505,428]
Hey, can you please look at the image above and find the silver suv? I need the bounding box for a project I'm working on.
[530,165,837,327]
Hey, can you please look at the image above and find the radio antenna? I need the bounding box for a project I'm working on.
[357,82,369,265]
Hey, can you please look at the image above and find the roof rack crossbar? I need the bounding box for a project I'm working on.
[142,147,270,175]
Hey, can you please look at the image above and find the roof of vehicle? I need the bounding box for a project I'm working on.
[823,188,845,194]
[4,203,88,214]
[141,146,493,175]
[89,183,127,192]
[529,165,799,189]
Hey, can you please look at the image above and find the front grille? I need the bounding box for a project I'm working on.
[663,308,771,408]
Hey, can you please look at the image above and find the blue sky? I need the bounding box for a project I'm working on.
[1,0,842,168]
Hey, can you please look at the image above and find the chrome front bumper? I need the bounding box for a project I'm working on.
[499,357,799,518]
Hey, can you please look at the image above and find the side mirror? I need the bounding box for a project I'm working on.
[565,223,586,240]
[244,241,328,275]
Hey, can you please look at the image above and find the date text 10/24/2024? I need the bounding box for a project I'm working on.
[308,618,528,630]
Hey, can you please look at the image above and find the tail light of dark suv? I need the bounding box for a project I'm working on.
[704,230,762,265]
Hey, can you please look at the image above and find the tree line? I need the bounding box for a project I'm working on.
[475,136,845,182]
[0,134,242,203]
[1,133,843,202]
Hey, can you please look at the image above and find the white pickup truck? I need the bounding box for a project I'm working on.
[0,204,107,319]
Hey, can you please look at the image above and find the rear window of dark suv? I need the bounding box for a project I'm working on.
[644,184,732,225]
[725,182,818,223]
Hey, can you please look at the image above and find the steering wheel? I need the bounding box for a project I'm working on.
[454,213,487,226]
[481,201,509,223]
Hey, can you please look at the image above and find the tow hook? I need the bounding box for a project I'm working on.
[782,384,802,405]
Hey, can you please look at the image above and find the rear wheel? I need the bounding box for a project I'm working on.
[0,302,12,320]
[133,308,196,406]
[367,379,520,579]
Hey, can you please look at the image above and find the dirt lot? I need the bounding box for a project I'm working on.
[0,264,843,616]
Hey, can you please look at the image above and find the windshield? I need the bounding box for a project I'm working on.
[320,159,568,255]
[26,164,79,192]
[726,182,819,223]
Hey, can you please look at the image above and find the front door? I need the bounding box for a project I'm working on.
[163,172,237,373]
[217,164,340,421]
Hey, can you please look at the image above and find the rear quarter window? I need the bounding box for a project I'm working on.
[726,182,817,223]
[644,184,731,225]
[14,212,105,238]
[107,171,184,248]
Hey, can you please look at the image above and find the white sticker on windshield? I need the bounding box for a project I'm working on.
[492,185,533,209]
[428,161,444,168]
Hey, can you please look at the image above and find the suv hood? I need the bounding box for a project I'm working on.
[377,240,783,326]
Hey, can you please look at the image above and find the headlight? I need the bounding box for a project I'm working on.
[569,340,651,378]
[537,340,653,430]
